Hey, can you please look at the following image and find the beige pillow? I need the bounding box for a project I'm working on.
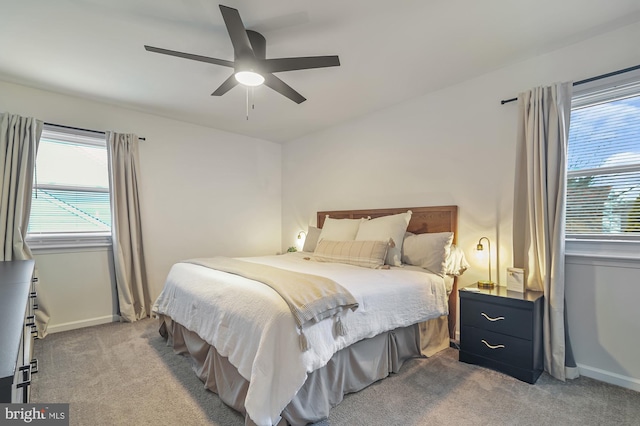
[317,216,366,242]
[312,239,389,269]
[401,232,454,276]
[302,226,322,252]
[355,211,412,266]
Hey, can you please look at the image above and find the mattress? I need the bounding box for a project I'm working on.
[152,252,449,425]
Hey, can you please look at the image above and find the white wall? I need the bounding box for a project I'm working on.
[1,80,282,332]
[282,22,640,390]
[566,257,640,390]
[33,248,118,333]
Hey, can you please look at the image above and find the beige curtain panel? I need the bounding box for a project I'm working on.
[512,82,579,381]
[1,112,51,337]
[106,132,150,322]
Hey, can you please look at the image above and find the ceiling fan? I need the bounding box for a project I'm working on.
[144,4,340,104]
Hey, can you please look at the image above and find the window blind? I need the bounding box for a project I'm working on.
[567,93,640,236]
[30,188,111,233]
[28,127,111,238]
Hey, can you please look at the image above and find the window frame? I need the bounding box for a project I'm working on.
[565,71,640,260]
[26,125,112,250]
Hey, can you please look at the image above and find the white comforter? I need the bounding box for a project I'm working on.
[152,252,448,426]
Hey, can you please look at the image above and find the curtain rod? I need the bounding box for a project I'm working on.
[44,122,146,141]
[500,63,640,105]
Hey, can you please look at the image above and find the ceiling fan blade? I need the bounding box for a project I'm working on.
[211,74,239,96]
[144,45,234,67]
[219,5,254,58]
[264,56,340,73]
[263,74,306,104]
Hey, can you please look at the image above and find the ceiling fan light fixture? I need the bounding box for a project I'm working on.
[235,71,264,87]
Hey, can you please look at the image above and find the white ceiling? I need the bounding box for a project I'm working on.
[2,1,640,143]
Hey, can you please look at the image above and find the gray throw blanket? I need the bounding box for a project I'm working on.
[184,257,359,351]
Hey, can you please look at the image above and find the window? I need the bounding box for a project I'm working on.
[27,126,111,248]
[566,80,640,241]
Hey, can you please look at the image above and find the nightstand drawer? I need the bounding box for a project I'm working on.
[460,299,533,340]
[460,326,533,370]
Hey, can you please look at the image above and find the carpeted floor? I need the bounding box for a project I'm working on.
[31,318,640,426]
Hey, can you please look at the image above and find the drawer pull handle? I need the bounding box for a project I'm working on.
[481,339,505,350]
[18,364,32,386]
[481,312,505,322]
[16,380,31,389]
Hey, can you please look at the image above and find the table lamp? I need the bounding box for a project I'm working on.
[476,237,495,289]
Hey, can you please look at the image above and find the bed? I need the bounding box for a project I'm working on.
[153,205,462,426]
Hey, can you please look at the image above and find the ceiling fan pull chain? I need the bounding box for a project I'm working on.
[252,86,255,110]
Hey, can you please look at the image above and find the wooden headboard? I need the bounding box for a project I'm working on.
[317,205,459,340]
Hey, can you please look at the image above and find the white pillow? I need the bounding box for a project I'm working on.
[302,226,322,252]
[445,244,470,276]
[318,216,367,242]
[355,211,412,266]
[401,231,454,276]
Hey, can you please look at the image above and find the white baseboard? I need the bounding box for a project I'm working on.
[47,315,119,334]
[578,363,640,392]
